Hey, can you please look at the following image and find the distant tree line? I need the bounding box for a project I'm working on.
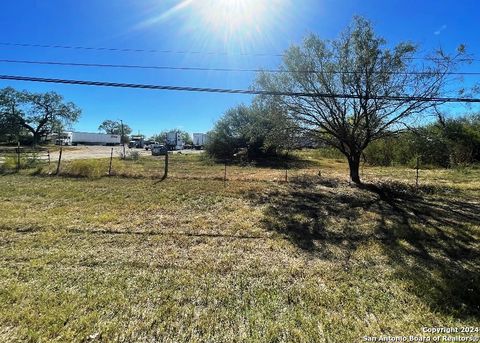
[364,114,480,167]
[150,130,193,145]
[206,99,480,168]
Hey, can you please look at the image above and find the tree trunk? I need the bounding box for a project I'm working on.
[347,154,361,184]
[32,132,40,148]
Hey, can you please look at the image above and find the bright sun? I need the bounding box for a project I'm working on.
[189,0,286,47]
[195,0,268,34]
[136,0,289,51]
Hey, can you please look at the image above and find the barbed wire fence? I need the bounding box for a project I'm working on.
[0,147,52,172]
[0,146,426,189]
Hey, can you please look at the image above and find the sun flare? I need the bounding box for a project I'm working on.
[189,0,287,47]
[196,0,268,35]
[135,0,290,53]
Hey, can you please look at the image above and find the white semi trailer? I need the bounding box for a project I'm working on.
[59,132,121,146]
[166,131,184,150]
[192,133,207,150]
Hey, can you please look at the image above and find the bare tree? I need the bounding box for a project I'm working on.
[257,17,468,183]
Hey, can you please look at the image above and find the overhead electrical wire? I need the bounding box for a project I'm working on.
[0,41,478,62]
[1,74,479,103]
[1,58,480,77]
[0,42,283,57]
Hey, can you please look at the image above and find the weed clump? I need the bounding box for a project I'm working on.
[0,153,42,171]
[61,160,105,178]
[120,150,141,161]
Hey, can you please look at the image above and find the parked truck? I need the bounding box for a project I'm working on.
[166,131,184,150]
[128,136,145,149]
[192,133,207,150]
[56,132,121,146]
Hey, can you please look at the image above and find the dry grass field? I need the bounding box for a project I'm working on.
[0,151,479,342]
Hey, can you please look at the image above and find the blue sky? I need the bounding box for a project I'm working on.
[0,0,479,137]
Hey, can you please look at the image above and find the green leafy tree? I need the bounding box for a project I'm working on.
[440,114,480,165]
[98,120,132,135]
[0,109,23,142]
[205,102,296,160]
[98,120,132,143]
[0,87,81,146]
[253,97,302,153]
[151,129,193,145]
[257,16,468,183]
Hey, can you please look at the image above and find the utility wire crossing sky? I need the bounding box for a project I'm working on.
[0,0,478,136]
[1,74,479,103]
[2,58,480,76]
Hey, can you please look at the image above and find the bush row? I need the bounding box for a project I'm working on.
[364,115,480,167]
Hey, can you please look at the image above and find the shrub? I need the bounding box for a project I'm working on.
[24,152,42,168]
[125,150,140,161]
[0,155,18,170]
[363,114,480,168]
[31,166,45,175]
[0,152,43,171]
[313,147,345,160]
[62,160,104,178]
[205,103,294,161]
[199,153,216,166]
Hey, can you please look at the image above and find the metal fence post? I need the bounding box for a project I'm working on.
[16,144,20,171]
[108,148,114,176]
[16,147,20,171]
[162,151,169,180]
[415,156,420,190]
[224,162,227,187]
[56,147,63,175]
[284,151,289,182]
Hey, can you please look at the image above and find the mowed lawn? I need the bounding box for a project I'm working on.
[0,152,479,342]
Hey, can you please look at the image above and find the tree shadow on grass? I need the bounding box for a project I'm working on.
[252,155,320,170]
[217,155,319,170]
[246,176,480,319]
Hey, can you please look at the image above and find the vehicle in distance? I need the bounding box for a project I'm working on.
[192,133,207,150]
[56,131,121,146]
[128,136,145,149]
[151,144,168,156]
[144,140,159,150]
[166,131,184,150]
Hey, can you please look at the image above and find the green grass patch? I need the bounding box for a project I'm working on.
[0,151,479,342]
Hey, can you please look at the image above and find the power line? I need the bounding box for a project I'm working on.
[1,58,480,77]
[0,58,269,73]
[1,41,478,62]
[0,42,283,57]
[1,74,479,103]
